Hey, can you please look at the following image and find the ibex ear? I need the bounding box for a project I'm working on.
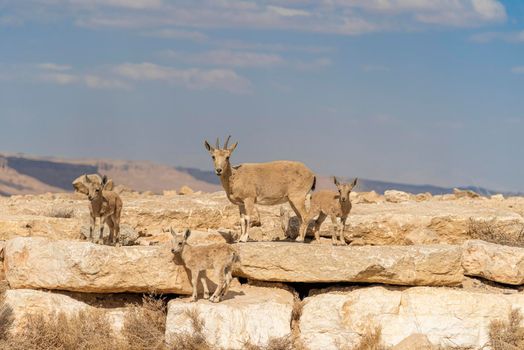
[101,175,107,185]
[229,142,238,153]
[204,140,214,153]
[183,229,191,241]
[104,179,114,191]
[333,176,340,187]
[350,177,358,189]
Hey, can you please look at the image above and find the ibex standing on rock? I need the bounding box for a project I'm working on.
[204,136,316,242]
[170,228,238,303]
[84,175,123,245]
[300,177,357,245]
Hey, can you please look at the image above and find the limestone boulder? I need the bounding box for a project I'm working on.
[1,190,523,245]
[454,188,481,199]
[384,190,412,203]
[234,242,463,286]
[178,186,194,195]
[462,239,524,285]
[80,223,141,246]
[392,334,434,350]
[165,284,294,350]
[491,194,505,201]
[415,192,432,202]
[2,289,131,335]
[344,201,524,245]
[300,286,524,350]
[3,236,217,294]
[353,191,383,204]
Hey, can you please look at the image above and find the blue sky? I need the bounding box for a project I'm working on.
[0,0,523,191]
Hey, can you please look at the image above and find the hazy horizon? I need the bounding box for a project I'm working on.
[1,1,523,192]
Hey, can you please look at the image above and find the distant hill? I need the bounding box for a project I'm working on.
[0,153,514,196]
[178,167,512,196]
[0,154,220,195]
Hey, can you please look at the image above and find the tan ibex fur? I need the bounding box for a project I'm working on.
[301,177,357,245]
[72,173,114,195]
[84,175,123,245]
[170,228,238,302]
[204,136,316,243]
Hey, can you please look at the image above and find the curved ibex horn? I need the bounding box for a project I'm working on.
[224,135,231,149]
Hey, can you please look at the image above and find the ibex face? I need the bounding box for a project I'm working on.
[334,177,358,203]
[85,175,105,201]
[170,228,190,254]
[204,136,238,176]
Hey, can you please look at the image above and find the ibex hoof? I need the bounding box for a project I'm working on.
[295,237,304,243]
[203,293,210,299]
[189,296,197,302]
[209,296,220,303]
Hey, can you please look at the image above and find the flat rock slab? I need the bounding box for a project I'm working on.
[462,239,524,285]
[3,237,207,294]
[165,284,294,350]
[234,242,464,286]
[300,286,524,350]
[2,289,131,335]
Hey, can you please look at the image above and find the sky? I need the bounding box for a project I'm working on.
[0,0,523,192]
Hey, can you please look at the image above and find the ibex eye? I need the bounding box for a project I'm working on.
[212,156,215,160]
[226,157,230,160]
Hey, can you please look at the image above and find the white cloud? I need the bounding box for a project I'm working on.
[68,0,163,9]
[84,75,130,89]
[164,49,284,68]
[37,63,72,71]
[39,71,130,89]
[114,62,252,93]
[267,5,310,17]
[470,30,524,43]
[5,0,507,35]
[472,0,506,21]
[511,66,524,74]
[218,40,334,54]
[40,72,78,85]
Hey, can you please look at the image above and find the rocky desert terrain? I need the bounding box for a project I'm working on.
[1,188,524,349]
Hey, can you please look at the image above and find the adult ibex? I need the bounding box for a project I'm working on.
[204,136,316,242]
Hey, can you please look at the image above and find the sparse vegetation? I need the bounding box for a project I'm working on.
[467,219,524,247]
[0,309,123,350]
[46,207,75,218]
[351,326,387,350]
[122,294,167,350]
[335,325,387,350]
[488,309,524,350]
[0,293,170,350]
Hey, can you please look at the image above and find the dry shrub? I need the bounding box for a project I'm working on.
[337,325,387,350]
[122,294,167,350]
[1,309,124,350]
[0,294,13,344]
[46,207,75,218]
[489,309,524,350]
[353,326,386,350]
[468,219,524,247]
[244,336,295,350]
